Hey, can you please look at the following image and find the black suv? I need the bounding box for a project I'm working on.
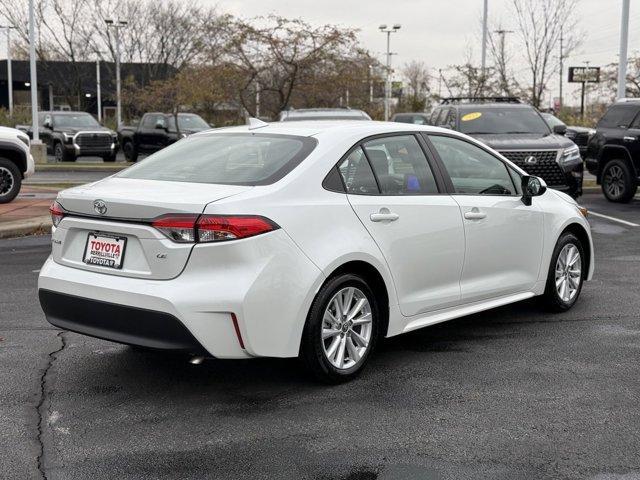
[585,99,640,203]
[430,98,583,197]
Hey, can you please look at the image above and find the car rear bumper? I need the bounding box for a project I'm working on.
[38,230,324,359]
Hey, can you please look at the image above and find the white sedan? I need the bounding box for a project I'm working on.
[38,120,594,382]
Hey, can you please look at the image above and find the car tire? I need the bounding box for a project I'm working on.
[541,232,585,312]
[601,159,637,203]
[54,142,75,162]
[0,158,22,204]
[122,141,138,163]
[102,153,117,163]
[301,273,379,383]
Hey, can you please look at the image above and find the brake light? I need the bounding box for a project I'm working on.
[151,214,278,243]
[151,214,199,243]
[196,215,278,242]
[49,201,65,227]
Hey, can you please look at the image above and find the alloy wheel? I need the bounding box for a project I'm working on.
[604,165,625,199]
[55,144,64,162]
[555,244,582,303]
[321,286,373,370]
[0,166,14,197]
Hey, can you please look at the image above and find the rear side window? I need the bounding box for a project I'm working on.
[118,133,317,186]
[363,135,438,195]
[338,147,379,195]
[598,105,639,128]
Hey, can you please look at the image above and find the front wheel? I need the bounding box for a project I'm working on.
[301,274,379,383]
[54,142,75,162]
[122,141,138,162]
[0,158,22,204]
[602,159,637,203]
[102,152,117,163]
[541,232,585,312]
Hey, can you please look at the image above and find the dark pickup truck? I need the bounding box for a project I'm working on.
[117,112,211,162]
[18,111,118,162]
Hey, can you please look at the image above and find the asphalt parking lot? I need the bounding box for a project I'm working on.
[1,192,639,480]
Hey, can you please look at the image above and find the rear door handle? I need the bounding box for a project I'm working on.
[464,209,487,220]
[624,136,636,142]
[370,210,399,222]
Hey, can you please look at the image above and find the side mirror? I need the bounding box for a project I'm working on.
[43,120,52,129]
[553,124,567,135]
[521,175,547,206]
[155,121,166,130]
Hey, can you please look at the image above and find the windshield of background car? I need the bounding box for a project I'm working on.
[53,114,100,128]
[458,107,551,135]
[167,114,209,130]
[117,133,317,186]
[541,113,565,128]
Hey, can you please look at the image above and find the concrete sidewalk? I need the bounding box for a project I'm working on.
[0,186,58,239]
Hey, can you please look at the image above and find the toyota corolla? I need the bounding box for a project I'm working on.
[38,120,594,382]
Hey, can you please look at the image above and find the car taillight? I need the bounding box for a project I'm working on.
[50,201,65,227]
[151,214,278,243]
[196,215,278,242]
[151,214,199,243]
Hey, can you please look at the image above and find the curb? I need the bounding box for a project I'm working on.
[0,216,52,239]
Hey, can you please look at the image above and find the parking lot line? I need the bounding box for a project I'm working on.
[588,211,640,227]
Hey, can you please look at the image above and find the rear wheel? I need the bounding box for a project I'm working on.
[301,274,379,383]
[602,159,637,203]
[122,140,138,162]
[541,232,585,312]
[0,158,22,204]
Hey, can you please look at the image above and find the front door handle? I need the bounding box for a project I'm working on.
[623,136,636,142]
[464,208,487,220]
[370,208,399,222]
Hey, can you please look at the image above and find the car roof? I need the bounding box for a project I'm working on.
[197,120,455,138]
[280,108,369,119]
[452,103,533,110]
[42,111,92,115]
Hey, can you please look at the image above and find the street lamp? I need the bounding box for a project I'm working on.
[28,0,39,142]
[379,24,401,121]
[105,19,128,126]
[0,25,16,117]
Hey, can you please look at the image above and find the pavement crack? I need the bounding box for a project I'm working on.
[35,330,66,480]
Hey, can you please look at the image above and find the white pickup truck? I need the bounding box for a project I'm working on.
[0,126,35,203]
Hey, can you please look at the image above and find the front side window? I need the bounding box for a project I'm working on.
[338,147,379,195]
[167,114,209,131]
[118,133,316,186]
[363,135,438,195]
[141,114,161,128]
[429,135,516,195]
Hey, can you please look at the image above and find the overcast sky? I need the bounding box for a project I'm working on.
[203,0,638,107]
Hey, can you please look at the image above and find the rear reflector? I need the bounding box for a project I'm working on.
[231,313,245,349]
[50,201,65,227]
[151,214,278,243]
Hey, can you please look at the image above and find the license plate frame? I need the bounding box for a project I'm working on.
[83,232,127,270]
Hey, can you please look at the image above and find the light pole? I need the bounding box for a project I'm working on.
[481,0,489,81]
[379,24,401,121]
[28,0,39,142]
[105,19,127,126]
[0,25,15,116]
[617,0,630,99]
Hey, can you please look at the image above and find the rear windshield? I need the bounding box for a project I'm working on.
[458,107,550,135]
[118,133,317,186]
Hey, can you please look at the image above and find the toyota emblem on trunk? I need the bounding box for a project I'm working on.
[525,155,538,165]
[93,199,107,215]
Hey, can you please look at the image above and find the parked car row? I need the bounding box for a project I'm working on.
[17,111,212,164]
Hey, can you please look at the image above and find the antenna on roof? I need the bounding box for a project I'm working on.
[246,117,269,130]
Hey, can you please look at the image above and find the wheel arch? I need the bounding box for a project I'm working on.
[0,143,27,177]
[559,222,592,280]
[598,146,636,181]
[323,260,391,339]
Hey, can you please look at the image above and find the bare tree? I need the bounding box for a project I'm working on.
[511,0,582,107]
[402,60,430,111]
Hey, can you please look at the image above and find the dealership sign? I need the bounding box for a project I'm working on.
[568,66,600,83]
